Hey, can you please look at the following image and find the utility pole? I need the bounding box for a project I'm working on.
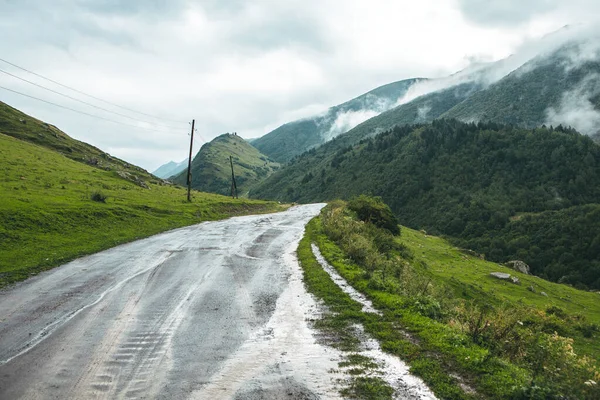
[229,155,238,199]
[186,119,195,202]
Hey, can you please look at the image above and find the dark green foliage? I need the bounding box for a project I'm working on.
[457,204,600,290]
[253,119,600,289]
[90,191,107,203]
[348,195,400,235]
[332,81,483,151]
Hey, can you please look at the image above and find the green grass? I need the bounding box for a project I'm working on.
[0,101,156,181]
[400,227,600,359]
[0,133,284,288]
[307,201,600,399]
[304,220,487,399]
[299,220,479,399]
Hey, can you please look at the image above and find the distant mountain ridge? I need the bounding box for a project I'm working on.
[251,78,423,162]
[172,133,279,196]
[152,158,188,179]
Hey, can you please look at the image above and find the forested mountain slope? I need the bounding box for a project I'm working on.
[253,120,600,289]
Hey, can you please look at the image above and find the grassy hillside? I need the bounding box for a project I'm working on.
[303,201,599,399]
[0,101,157,184]
[253,120,600,290]
[171,133,279,197]
[252,78,421,162]
[0,132,283,288]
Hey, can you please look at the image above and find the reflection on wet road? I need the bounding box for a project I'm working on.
[0,204,342,399]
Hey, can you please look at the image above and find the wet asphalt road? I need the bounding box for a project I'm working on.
[0,204,338,399]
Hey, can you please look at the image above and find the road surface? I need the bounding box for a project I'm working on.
[0,204,341,399]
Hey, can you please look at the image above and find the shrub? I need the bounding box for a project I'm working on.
[348,195,400,235]
[90,191,108,203]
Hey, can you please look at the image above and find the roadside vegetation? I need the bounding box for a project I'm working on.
[0,133,283,288]
[300,197,600,399]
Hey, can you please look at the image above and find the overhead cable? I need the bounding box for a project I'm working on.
[0,85,183,134]
[0,68,183,130]
[0,57,187,124]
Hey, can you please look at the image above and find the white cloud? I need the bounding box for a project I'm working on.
[545,74,600,135]
[0,0,597,170]
[325,110,380,141]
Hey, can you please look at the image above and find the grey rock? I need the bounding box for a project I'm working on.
[490,272,511,280]
[505,260,530,275]
[541,291,548,297]
[490,272,521,284]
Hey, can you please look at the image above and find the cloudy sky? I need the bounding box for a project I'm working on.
[1,0,599,171]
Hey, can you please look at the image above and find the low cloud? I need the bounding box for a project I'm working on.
[416,105,432,122]
[457,0,560,27]
[545,74,600,135]
[325,110,380,141]
[392,24,600,109]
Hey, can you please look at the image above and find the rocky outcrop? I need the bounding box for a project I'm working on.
[116,171,149,189]
[505,260,530,275]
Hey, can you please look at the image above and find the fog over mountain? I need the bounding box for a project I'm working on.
[252,24,600,163]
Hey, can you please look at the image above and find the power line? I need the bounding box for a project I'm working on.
[0,57,188,124]
[0,85,183,134]
[0,68,183,130]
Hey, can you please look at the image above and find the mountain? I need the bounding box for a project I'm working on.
[251,78,422,162]
[253,119,600,290]
[152,158,188,179]
[172,133,279,196]
[322,40,600,153]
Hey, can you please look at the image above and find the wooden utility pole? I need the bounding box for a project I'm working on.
[229,155,238,199]
[186,119,195,202]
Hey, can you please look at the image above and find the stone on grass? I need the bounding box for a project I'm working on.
[490,272,511,280]
[490,272,520,285]
[505,260,530,275]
